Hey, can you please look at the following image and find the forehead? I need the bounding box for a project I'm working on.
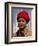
[18,18,25,21]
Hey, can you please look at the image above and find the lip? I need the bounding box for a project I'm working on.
[19,25,23,27]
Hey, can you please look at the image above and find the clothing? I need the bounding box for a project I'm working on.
[16,28,32,37]
[17,11,30,23]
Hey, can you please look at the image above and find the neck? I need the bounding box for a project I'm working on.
[19,26,26,31]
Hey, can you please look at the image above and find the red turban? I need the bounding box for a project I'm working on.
[17,11,30,23]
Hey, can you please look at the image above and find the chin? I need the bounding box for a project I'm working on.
[19,27,24,29]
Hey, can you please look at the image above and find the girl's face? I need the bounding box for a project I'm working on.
[18,18,26,29]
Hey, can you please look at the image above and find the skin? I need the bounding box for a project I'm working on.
[17,18,26,29]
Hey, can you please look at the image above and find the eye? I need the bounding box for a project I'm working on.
[18,20,24,22]
[18,20,21,22]
[22,20,24,22]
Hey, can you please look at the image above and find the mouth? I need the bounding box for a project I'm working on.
[19,25,24,28]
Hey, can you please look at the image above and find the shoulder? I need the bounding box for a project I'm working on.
[13,30,19,37]
[27,29,32,36]
[16,30,20,36]
[25,28,32,36]
[16,30,19,34]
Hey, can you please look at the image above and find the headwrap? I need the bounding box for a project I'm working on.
[17,11,30,23]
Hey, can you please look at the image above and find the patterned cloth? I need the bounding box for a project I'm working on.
[16,27,32,37]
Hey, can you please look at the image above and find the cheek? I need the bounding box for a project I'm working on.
[18,22,24,25]
[23,23,26,27]
[22,21,26,24]
[18,22,26,27]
